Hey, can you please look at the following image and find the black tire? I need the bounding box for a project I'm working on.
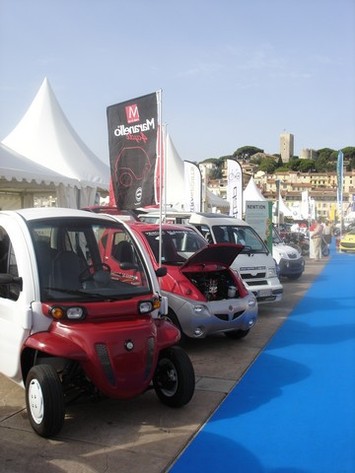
[224,329,250,339]
[287,273,303,280]
[322,245,330,257]
[25,364,65,438]
[300,243,309,256]
[153,346,195,407]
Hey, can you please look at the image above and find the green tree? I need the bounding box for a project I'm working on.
[259,156,277,173]
[298,159,316,172]
[342,147,355,171]
[233,146,263,160]
[288,157,300,171]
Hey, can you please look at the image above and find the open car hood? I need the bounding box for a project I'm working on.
[181,243,244,270]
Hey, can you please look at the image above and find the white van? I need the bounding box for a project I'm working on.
[188,213,283,303]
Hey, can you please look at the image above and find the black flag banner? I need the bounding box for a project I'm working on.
[107,91,161,210]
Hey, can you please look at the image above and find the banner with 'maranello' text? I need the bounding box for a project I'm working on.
[106,91,161,210]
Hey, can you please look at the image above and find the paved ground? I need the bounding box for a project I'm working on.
[0,258,327,473]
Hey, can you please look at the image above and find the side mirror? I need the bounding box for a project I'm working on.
[0,273,23,291]
[155,266,167,277]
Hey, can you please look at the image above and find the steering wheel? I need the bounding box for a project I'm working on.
[80,262,111,282]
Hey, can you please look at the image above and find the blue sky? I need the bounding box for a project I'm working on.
[0,0,354,165]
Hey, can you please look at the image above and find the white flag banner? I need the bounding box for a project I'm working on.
[184,161,202,212]
[301,190,310,219]
[227,159,243,218]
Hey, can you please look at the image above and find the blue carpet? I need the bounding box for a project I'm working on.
[169,251,355,473]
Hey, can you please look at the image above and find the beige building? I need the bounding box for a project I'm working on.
[199,156,354,222]
[299,148,318,160]
[254,170,355,221]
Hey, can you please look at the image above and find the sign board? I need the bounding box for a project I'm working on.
[245,200,273,252]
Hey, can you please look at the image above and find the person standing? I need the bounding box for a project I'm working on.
[322,220,332,248]
[310,219,323,260]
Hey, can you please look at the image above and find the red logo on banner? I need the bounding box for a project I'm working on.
[125,104,140,124]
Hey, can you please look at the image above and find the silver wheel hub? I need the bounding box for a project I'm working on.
[28,379,44,424]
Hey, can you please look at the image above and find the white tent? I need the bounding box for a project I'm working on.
[165,133,185,209]
[0,143,79,209]
[277,195,293,217]
[2,77,110,207]
[243,176,266,212]
[164,133,228,212]
[205,188,229,211]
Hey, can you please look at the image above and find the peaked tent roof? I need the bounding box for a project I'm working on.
[243,176,266,212]
[278,195,293,217]
[165,133,185,208]
[0,142,78,190]
[205,188,229,209]
[2,78,109,190]
[164,133,228,211]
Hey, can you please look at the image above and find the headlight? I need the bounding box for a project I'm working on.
[67,307,85,320]
[139,301,153,314]
[193,304,206,313]
[49,306,85,320]
[139,297,161,315]
[267,267,277,277]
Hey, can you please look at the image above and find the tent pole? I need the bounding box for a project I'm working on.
[157,89,163,267]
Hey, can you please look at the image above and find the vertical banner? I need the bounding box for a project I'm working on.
[106,91,161,210]
[275,179,280,223]
[337,150,344,223]
[245,200,273,252]
[184,161,202,212]
[301,190,310,220]
[227,159,243,218]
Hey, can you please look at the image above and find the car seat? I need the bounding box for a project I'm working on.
[50,251,85,290]
[113,240,135,265]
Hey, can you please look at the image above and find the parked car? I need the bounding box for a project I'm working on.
[188,213,283,303]
[339,229,355,253]
[272,225,305,279]
[0,208,195,437]
[100,220,258,341]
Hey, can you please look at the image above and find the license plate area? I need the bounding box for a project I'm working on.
[258,289,271,297]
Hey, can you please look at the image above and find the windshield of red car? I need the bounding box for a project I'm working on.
[28,217,152,302]
[143,229,207,265]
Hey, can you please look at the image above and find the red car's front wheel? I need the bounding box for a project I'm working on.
[25,364,65,438]
[153,346,195,407]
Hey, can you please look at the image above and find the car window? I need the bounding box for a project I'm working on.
[28,218,151,302]
[212,225,267,253]
[143,229,207,264]
[272,226,283,244]
[0,226,20,301]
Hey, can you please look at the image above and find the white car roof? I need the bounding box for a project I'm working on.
[0,207,119,223]
[189,212,249,227]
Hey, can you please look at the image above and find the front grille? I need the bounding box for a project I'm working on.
[280,260,303,271]
[233,310,245,319]
[254,295,277,302]
[245,279,268,286]
[341,242,355,249]
[241,272,266,279]
[215,310,245,321]
[96,343,115,385]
